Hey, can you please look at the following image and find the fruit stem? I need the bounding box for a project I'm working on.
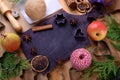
[0,34,6,38]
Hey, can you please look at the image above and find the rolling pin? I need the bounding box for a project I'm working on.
[0,0,22,33]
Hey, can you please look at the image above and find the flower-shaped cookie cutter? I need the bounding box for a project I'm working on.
[55,13,67,25]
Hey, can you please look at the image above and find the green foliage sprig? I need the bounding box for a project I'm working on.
[105,15,120,50]
[8,0,19,3]
[0,52,30,80]
[82,56,118,80]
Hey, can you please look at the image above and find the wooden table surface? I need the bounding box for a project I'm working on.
[0,0,120,80]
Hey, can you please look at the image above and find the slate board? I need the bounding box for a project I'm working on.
[20,7,103,74]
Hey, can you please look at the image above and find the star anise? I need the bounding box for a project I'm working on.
[70,18,77,26]
[23,34,31,43]
[30,47,37,55]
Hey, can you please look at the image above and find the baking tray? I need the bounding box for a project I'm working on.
[17,0,62,24]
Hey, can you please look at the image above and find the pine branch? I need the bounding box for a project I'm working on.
[81,59,118,80]
[0,52,30,80]
[82,64,96,80]
[111,42,120,51]
[8,0,19,3]
[106,16,120,41]
[105,15,120,50]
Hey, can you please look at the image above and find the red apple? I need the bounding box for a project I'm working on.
[87,21,107,41]
[0,33,21,52]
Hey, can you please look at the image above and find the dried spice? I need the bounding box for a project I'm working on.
[31,55,49,72]
[32,24,53,32]
[23,34,31,43]
[56,58,67,65]
[55,13,67,25]
[30,47,37,55]
[70,18,77,26]
[56,59,63,65]
[74,28,85,40]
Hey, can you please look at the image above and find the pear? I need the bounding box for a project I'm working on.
[0,33,21,52]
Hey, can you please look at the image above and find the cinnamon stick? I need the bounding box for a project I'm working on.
[32,24,53,32]
[65,0,77,10]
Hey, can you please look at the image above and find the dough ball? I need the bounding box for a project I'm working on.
[25,0,46,20]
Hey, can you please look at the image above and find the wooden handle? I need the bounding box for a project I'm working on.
[32,24,53,32]
[5,12,22,33]
[0,0,22,33]
[0,0,11,15]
